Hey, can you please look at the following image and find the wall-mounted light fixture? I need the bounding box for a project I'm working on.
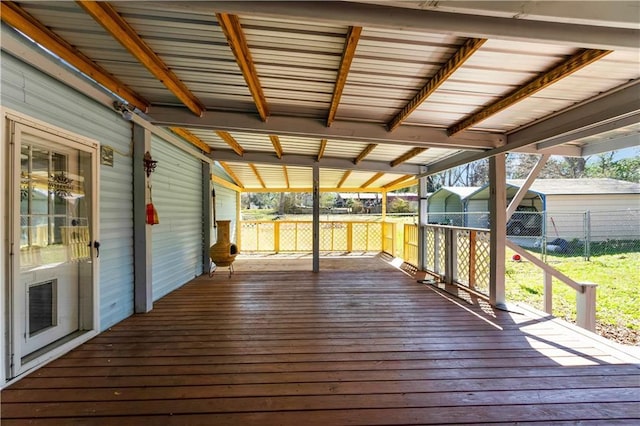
[113,101,135,121]
[143,151,158,177]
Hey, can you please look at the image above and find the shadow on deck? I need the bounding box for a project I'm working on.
[2,254,639,425]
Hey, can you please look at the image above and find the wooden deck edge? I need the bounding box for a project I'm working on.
[514,302,640,366]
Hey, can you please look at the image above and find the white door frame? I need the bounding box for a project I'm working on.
[2,108,100,385]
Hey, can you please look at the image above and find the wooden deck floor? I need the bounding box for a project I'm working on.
[2,255,639,425]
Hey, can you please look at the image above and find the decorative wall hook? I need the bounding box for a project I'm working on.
[143,151,158,177]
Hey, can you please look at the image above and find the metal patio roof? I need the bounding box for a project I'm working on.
[2,1,638,191]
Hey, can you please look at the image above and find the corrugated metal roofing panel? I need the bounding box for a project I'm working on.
[335,27,467,123]
[285,166,312,188]
[224,162,262,188]
[18,2,166,102]
[115,4,253,107]
[377,173,416,187]
[223,132,273,152]
[323,140,376,159]
[477,54,639,132]
[255,164,287,188]
[239,15,347,117]
[320,169,348,188]
[278,136,322,156]
[186,129,231,152]
[341,171,381,188]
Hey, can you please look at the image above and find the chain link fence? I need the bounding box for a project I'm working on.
[427,209,640,258]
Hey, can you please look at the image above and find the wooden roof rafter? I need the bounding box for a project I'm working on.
[215,131,245,156]
[317,139,328,162]
[354,143,378,165]
[390,147,428,167]
[249,163,266,188]
[216,13,269,122]
[78,1,205,117]
[169,127,212,153]
[383,174,414,189]
[218,161,244,188]
[447,48,613,135]
[1,1,149,112]
[269,135,283,159]
[387,37,486,131]
[337,170,352,188]
[327,26,362,127]
[361,172,384,188]
[282,165,290,188]
[385,178,418,192]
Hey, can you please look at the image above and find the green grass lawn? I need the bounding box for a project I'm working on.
[505,249,640,336]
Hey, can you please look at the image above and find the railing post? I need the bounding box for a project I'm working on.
[469,230,477,290]
[576,282,597,332]
[446,228,455,285]
[544,272,553,314]
[274,221,280,253]
[392,223,396,257]
[347,222,353,253]
[433,228,440,274]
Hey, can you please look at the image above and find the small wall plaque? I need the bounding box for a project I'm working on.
[100,145,114,167]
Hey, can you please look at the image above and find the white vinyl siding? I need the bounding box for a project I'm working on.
[545,194,640,241]
[1,45,134,330]
[151,135,204,300]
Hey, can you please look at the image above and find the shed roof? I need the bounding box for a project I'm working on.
[508,178,640,195]
[430,186,481,200]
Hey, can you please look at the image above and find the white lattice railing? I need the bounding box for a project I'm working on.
[409,224,597,331]
[414,224,490,296]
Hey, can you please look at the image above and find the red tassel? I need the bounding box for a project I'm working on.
[146,203,159,225]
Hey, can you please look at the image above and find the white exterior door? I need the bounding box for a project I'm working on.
[9,121,98,375]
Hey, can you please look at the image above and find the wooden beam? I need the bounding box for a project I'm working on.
[447,48,612,135]
[1,1,149,112]
[361,172,384,188]
[150,105,504,149]
[390,147,428,167]
[249,163,266,188]
[216,13,269,121]
[282,165,290,188]
[218,161,244,188]
[385,178,418,192]
[317,139,328,162]
[387,38,486,131]
[270,135,283,159]
[337,170,352,188]
[211,174,242,193]
[354,143,378,165]
[241,186,384,193]
[327,26,362,127]
[78,1,205,117]
[169,127,212,154]
[383,174,413,189]
[216,131,245,156]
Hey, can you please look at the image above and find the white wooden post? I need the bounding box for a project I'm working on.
[133,123,153,313]
[312,164,320,272]
[447,228,457,285]
[544,271,553,314]
[417,167,428,271]
[202,163,212,275]
[576,282,598,332]
[489,154,507,308]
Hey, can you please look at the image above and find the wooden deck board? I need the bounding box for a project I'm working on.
[2,255,639,425]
